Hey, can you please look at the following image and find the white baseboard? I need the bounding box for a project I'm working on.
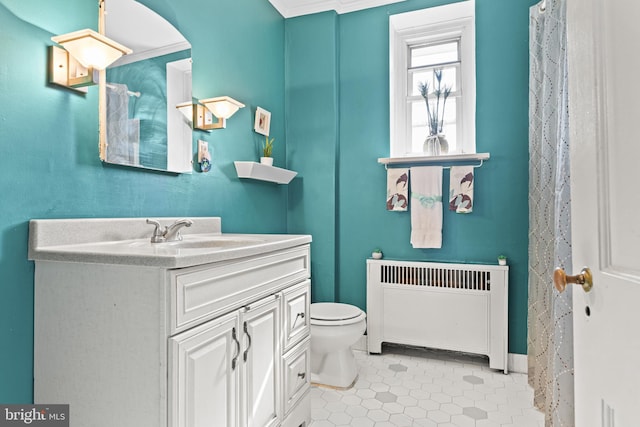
[508,353,528,374]
[352,335,529,374]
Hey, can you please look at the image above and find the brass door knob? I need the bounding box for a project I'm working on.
[553,267,593,293]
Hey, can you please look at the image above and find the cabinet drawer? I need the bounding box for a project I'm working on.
[282,280,310,352]
[282,337,310,415]
[171,246,310,334]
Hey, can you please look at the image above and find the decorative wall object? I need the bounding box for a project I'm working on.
[254,106,271,135]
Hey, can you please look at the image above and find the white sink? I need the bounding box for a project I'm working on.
[28,217,312,268]
[126,235,267,249]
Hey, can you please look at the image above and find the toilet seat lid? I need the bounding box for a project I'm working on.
[311,303,364,321]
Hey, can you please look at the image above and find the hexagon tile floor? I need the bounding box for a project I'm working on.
[309,345,544,427]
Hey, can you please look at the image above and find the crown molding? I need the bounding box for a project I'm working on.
[269,0,406,18]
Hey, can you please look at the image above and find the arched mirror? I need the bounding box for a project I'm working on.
[100,0,192,173]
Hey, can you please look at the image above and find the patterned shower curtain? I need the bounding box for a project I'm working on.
[528,0,574,426]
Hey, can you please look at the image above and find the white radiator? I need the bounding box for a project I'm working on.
[366,259,509,373]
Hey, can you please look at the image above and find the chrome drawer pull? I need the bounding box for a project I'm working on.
[292,312,305,328]
[243,321,252,362]
[231,327,240,370]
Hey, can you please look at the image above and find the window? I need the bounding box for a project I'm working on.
[389,1,476,157]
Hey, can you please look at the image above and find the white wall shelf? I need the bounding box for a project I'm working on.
[378,152,490,167]
[234,161,298,184]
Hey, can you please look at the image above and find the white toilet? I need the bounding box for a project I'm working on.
[310,302,366,388]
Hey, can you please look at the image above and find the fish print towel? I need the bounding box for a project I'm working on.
[410,166,443,248]
[386,168,409,211]
[449,166,474,213]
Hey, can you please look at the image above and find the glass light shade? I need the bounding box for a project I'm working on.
[199,96,245,119]
[51,29,132,70]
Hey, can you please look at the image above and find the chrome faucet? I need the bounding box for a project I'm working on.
[164,218,193,242]
[146,218,194,243]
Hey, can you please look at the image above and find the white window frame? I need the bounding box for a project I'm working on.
[389,0,476,157]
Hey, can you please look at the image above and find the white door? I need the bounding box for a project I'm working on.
[170,312,241,427]
[567,0,640,425]
[240,295,282,427]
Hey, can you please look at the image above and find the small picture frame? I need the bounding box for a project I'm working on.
[254,107,271,136]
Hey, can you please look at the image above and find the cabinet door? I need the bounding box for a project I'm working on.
[240,295,281,427]
[170,312,241,427]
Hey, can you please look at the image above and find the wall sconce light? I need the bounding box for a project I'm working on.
[49,29,132,91]
[194,96,245,131]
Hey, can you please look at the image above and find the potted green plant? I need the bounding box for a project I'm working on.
[418,68,451,155]
[261,135,274,166]
[497,255,507,266]
[372,248,383,259]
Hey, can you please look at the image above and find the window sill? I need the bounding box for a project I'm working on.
[378,152,490,167]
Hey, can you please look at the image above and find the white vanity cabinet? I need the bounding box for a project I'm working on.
[32,234,311,427]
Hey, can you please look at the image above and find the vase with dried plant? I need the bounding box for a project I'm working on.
[418,68,451,155]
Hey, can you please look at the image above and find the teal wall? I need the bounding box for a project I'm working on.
[0,0,536,404]
[285,12,340,303]
[0,0,285,403]
[285,0,536,355]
